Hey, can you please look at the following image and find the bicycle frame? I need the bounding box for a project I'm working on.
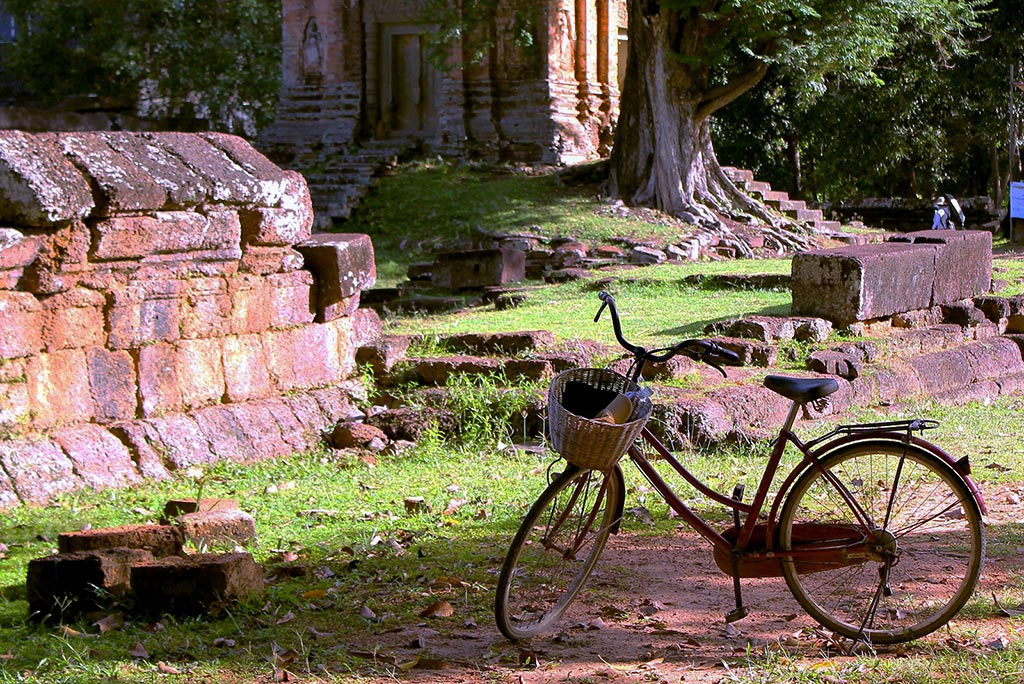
[624,401,987,580]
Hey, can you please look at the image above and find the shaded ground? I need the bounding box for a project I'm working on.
[344,480,1024,684]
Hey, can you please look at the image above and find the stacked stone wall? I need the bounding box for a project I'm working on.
[0,131,378,509]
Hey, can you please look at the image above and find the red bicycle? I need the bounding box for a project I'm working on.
[495,291,986,645]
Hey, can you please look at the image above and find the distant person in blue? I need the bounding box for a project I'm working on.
[932,194,965,230]
[931,197,950,229]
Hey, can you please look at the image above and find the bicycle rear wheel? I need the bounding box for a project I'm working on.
[779,441,984,644]
[495,464,623,640]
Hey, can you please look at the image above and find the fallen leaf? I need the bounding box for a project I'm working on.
[212,637,236,648]
[360,605,377,620]
[156,661,181,674]
[95,613,125,633]
[275,611,295,625]
[586,617,606,631]
[59,626,97,639]
[986,462,1012,473]
[128,642,149,659]
[302,589,327,600]
[419,600,454,618]
[442,498,467,515]
[988,636,1010,651]
[0,651,12,661]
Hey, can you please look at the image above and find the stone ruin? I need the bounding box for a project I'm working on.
[0,130,379,511]
[260,0,628,225]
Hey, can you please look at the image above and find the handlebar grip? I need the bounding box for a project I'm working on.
[707,343,740,365]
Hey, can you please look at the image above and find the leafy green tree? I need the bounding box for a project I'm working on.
[608,0,984,231]
[0,0,280,134]
[715,0,1024,205]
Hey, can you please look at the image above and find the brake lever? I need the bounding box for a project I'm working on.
[594,301,608,323]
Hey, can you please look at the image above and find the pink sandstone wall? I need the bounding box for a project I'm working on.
[0,131,379,509]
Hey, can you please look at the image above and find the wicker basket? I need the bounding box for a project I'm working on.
[547,368,653,471]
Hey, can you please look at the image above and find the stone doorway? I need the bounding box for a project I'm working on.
[379,25,438,137]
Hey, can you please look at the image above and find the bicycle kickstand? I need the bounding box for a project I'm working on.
[726,484,749,623]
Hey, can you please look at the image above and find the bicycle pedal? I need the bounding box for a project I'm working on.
[725,606,749,623]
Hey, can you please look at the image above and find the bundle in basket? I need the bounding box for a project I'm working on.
[547,368,653,471]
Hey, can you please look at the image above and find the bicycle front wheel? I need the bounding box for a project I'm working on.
[495,464,623,640]
[779,441,984,644]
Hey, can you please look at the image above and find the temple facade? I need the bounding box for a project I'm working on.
[259,0,627,165]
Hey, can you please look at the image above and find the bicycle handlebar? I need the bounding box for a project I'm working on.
[595,291,739,376]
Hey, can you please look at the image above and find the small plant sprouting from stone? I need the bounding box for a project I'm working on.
[186,466,207,506]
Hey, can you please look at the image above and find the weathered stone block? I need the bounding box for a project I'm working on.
[106,281,186,349]
[712,336,779,367]
[222,334,274,402]
[0,290,43,359]
[175,509,258,546]
[888,230,992,304]
[151,132,285,207]
[59,523,184,557]
[92,210,242,261]
[265,324,345,391]
[175,338,226,410]
[193,405,259,463]
[432,248,524,291]
[0,374,30,431]
[238,172,313,246]
[106,421,172,481]
[0,130,95,226]
[27,548,155,619]
[0,437,79,504]
[129,552,264,616]
[179,278,232,339]
[39,288,106,351]
[224,402,293,460]
[138,343,183,416]
[0,228,43,289]
[295,233,376,321]
[791,243,937,325]
[27,349,93,427]
[264,398,311,450]
[414,356,502,384]
[86,348,138,422]
[57,132,168,214]
[0,468,18,509]
[100,131,211,209]
[52,424,142,490]
[227,275,274,334]
[143,414,217,468]
[199,132,290,205]
[266,271,315,328]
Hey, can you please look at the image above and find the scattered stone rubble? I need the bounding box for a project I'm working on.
[26,499,261,621]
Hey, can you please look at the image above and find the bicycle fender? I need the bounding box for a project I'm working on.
[806,433,988,515]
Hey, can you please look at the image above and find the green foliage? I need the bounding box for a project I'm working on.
[0,0,281,134]
[715,0,1017,201]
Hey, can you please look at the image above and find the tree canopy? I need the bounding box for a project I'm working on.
[714,0,1022,205]
[0,0,280,135]
[608,0,985,242]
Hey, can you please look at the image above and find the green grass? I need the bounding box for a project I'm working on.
[341,160,699,286]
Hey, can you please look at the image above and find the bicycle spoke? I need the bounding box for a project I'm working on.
[780,442,984,644]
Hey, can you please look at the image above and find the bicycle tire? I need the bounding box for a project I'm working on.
[778,441,984,644]
[495,464,623,640]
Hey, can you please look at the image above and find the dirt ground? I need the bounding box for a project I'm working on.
[343,480,1024,684]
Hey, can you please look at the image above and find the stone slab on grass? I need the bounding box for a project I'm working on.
[58,524,185,558]
[27,548,155,620]
[888,230,992,304]
[130,552,264,616]
[792,243,937,325]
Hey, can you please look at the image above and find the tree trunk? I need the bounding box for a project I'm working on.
[607,1,807,251]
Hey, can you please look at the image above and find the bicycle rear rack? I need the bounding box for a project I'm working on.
[805,418,939,450]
